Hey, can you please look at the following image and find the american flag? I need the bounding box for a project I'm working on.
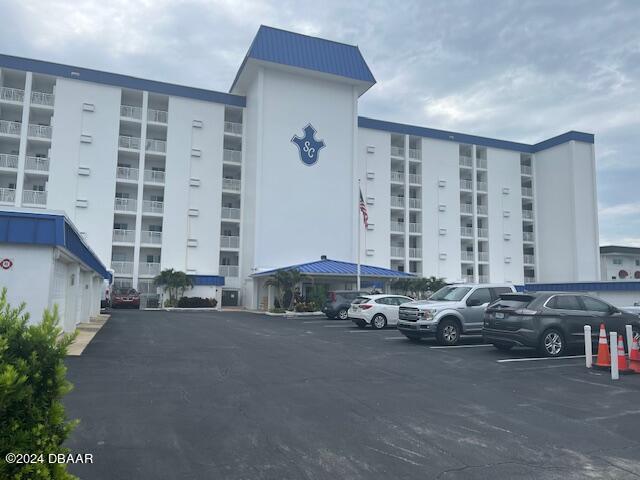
[359,188,369,228]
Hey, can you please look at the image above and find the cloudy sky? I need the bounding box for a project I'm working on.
[3,0,639,245]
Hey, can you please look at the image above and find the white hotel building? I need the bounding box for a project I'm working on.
[0,26,600,308]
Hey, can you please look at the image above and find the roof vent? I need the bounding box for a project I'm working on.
[321,255,327,260]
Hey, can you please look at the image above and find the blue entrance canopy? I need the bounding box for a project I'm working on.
[251,258,414,278]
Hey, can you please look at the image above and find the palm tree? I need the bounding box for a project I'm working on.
[265,268,304,310]
[154,269,193,306]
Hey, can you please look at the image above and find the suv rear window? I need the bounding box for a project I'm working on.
[352,297,370,305]
[490,294,535,310]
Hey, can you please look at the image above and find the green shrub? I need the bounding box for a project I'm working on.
[294,302,318,312]
[0,288,78,480]
[176,297,217,308]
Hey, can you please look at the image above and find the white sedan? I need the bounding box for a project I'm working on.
[349,294,414,329]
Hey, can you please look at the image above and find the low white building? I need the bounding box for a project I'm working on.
[600,246,640,281]
[0,209,110,331]
[0,25,601,309]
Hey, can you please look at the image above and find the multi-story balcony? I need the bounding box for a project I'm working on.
[523,232,535,242]
[220,235,240,249]
[222,178,241,191]
[223,149,242,163]
[144,169,165,184]
[409,222,421,233]
[114,197,137,212]
[119,135,141,150]
[522,187,533,197]
[0,154,18,169]
[460,203,473,215]
[142,200,164,215]
[390,146,404,158]
[477,228,488,238]
[112,229,135,243]
[24,156,49,173]
[477,182,488,192]
[140,230,162,245]
[116,166,139,181]
[409,148,421,160]
[460,179,473,191]
[390,171,404,183]
[478,252,489,262]
[224,121,242,135]
[523,254,535,265]
[390,196,404,208]
[147,108,168,124]
[0,120,21,136]
[30,91,55,107]
[477,205,488,215]
[22,190,46,206]
[408,198,422,209]
[146,139,166,154]
[0,87,24,103]
[521,165,532,175]
[390,221,404,233]
[137,280,157,295]
[409,248,422,258]
[221,207,241,220]
[461,251,474,262]
[408,173,421,184]
[390,246,405,257]
[522,209,534,220]
[120,105,142,120]
[111,261,134,275]
[0,188,15,204]
[28,124,52,139]
[461,227,474,238]
[459,156,473,168]
[138,262,161,276]
[219,265,239,277]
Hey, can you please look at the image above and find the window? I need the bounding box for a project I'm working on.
[148,225,162,232]
[375,297,391,305]
[548,295,581,310]
[113,223,128,230]
[636,259,640,266]
[32,185,45,191]
[467,288,492,305]
[150,195,164,202]
[612,258,623,265]
[580,296,611,313]
[115,192,130,199]
[146,254,160,263]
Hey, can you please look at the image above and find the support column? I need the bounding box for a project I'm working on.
[15,72,33,204]
[132,92,149,289]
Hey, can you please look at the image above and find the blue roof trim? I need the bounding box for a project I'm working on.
[0,54,246,108]
[190,275,225,286]
[252,258,414,278]
[231,25,376,92]
[358,117,594,154]
[523,281,640,292]
[0,210,110,280]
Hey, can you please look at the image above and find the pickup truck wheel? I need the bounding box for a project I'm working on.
[371,314,387,330]
[437,319,460,346]
[337,308,348,320]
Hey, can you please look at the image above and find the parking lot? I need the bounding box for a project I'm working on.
[65,310,640,479]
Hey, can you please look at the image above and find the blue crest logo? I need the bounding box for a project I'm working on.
[291,124,325,166]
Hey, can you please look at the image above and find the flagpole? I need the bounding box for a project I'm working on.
[357,179,361,291]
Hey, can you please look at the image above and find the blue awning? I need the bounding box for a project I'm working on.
[252,258,414,278]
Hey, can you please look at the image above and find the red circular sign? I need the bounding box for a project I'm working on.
[0,258,13,270]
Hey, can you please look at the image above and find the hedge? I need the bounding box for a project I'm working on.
[176,297,218,308]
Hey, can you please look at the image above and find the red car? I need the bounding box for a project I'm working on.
[111,288,140,309]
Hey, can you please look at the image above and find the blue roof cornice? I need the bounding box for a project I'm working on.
[0,54,246,107]
[358,117,594,154]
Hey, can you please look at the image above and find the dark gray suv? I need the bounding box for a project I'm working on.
[483,292,640,357]
[322,290,368,320]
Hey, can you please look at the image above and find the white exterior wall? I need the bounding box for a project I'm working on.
[600,253,640,281]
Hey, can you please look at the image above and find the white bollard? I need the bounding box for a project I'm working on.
[610,331,619,380]
[626,325,634,360]
[584,325,592,368]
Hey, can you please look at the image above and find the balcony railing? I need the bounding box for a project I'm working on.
[111,261,133,275]
[22,189,47,206]
[409,148,421,160]
[390,146,404,158]
[478,275,490,283]
[408,173,421,184]
[112,229,135,243]
[460,179,473,191]
[461,227,474,238]
[222,178,241,191]
[524,276,537,283]
[390,247,405,257]
[114,197,137,212]
[223,149,242,163]
[477,228,488,238]
[523,254,535,265]
[137,281,157,295]
[143,200,164,214]
[146,138,166,153]
[390,221,404,233]
[144,169,165,184]
[523,232,535,242]
[221,207,241,220]
[522,187,533,197]
[0,120,21,136]
[477,205,488,215]
[224,121,242,135]
[478,252,489,262]
[409,222,421,233]
[25,156,49,172]
[477,182,488,192]
[116,166,139,181]
[147,108,168,124]
[139,262,161,276]
[140,230,162,245]
[476,158,487,169]
[462,275,474,283]
[521,165,532,175]
[119,135,141,150]
[0,188,15,203]
[459,156,473,168]
[461,203,473,214]
[391,196,404,208]
[120,105,142,120]
[461,251,474,262]
[0,86,24,103]
[0,153,18,169]
[220,235,240,249]
[522,209,534,220]
[409,248,422,258]
[28,124,52,139]
[390,171,404,183]
[219,265,239,277]
[31,91,55,107]
[409,198,422,209]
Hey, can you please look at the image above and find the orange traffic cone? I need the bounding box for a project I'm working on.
[616,335,634,375]
[593,324,610,370]
[629,336,640,374]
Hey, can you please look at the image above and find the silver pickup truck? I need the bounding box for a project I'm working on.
[397,284,517,345]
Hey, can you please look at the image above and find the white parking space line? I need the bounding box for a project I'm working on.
[497,355,586,363]
[323,325,353,328]
[303,320,337,324]
[430,344,493,349]
[384,337,406,340]
[348,330,375,333]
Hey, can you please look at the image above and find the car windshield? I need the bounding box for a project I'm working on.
[115,288,137,295]
[428,286,471,301]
